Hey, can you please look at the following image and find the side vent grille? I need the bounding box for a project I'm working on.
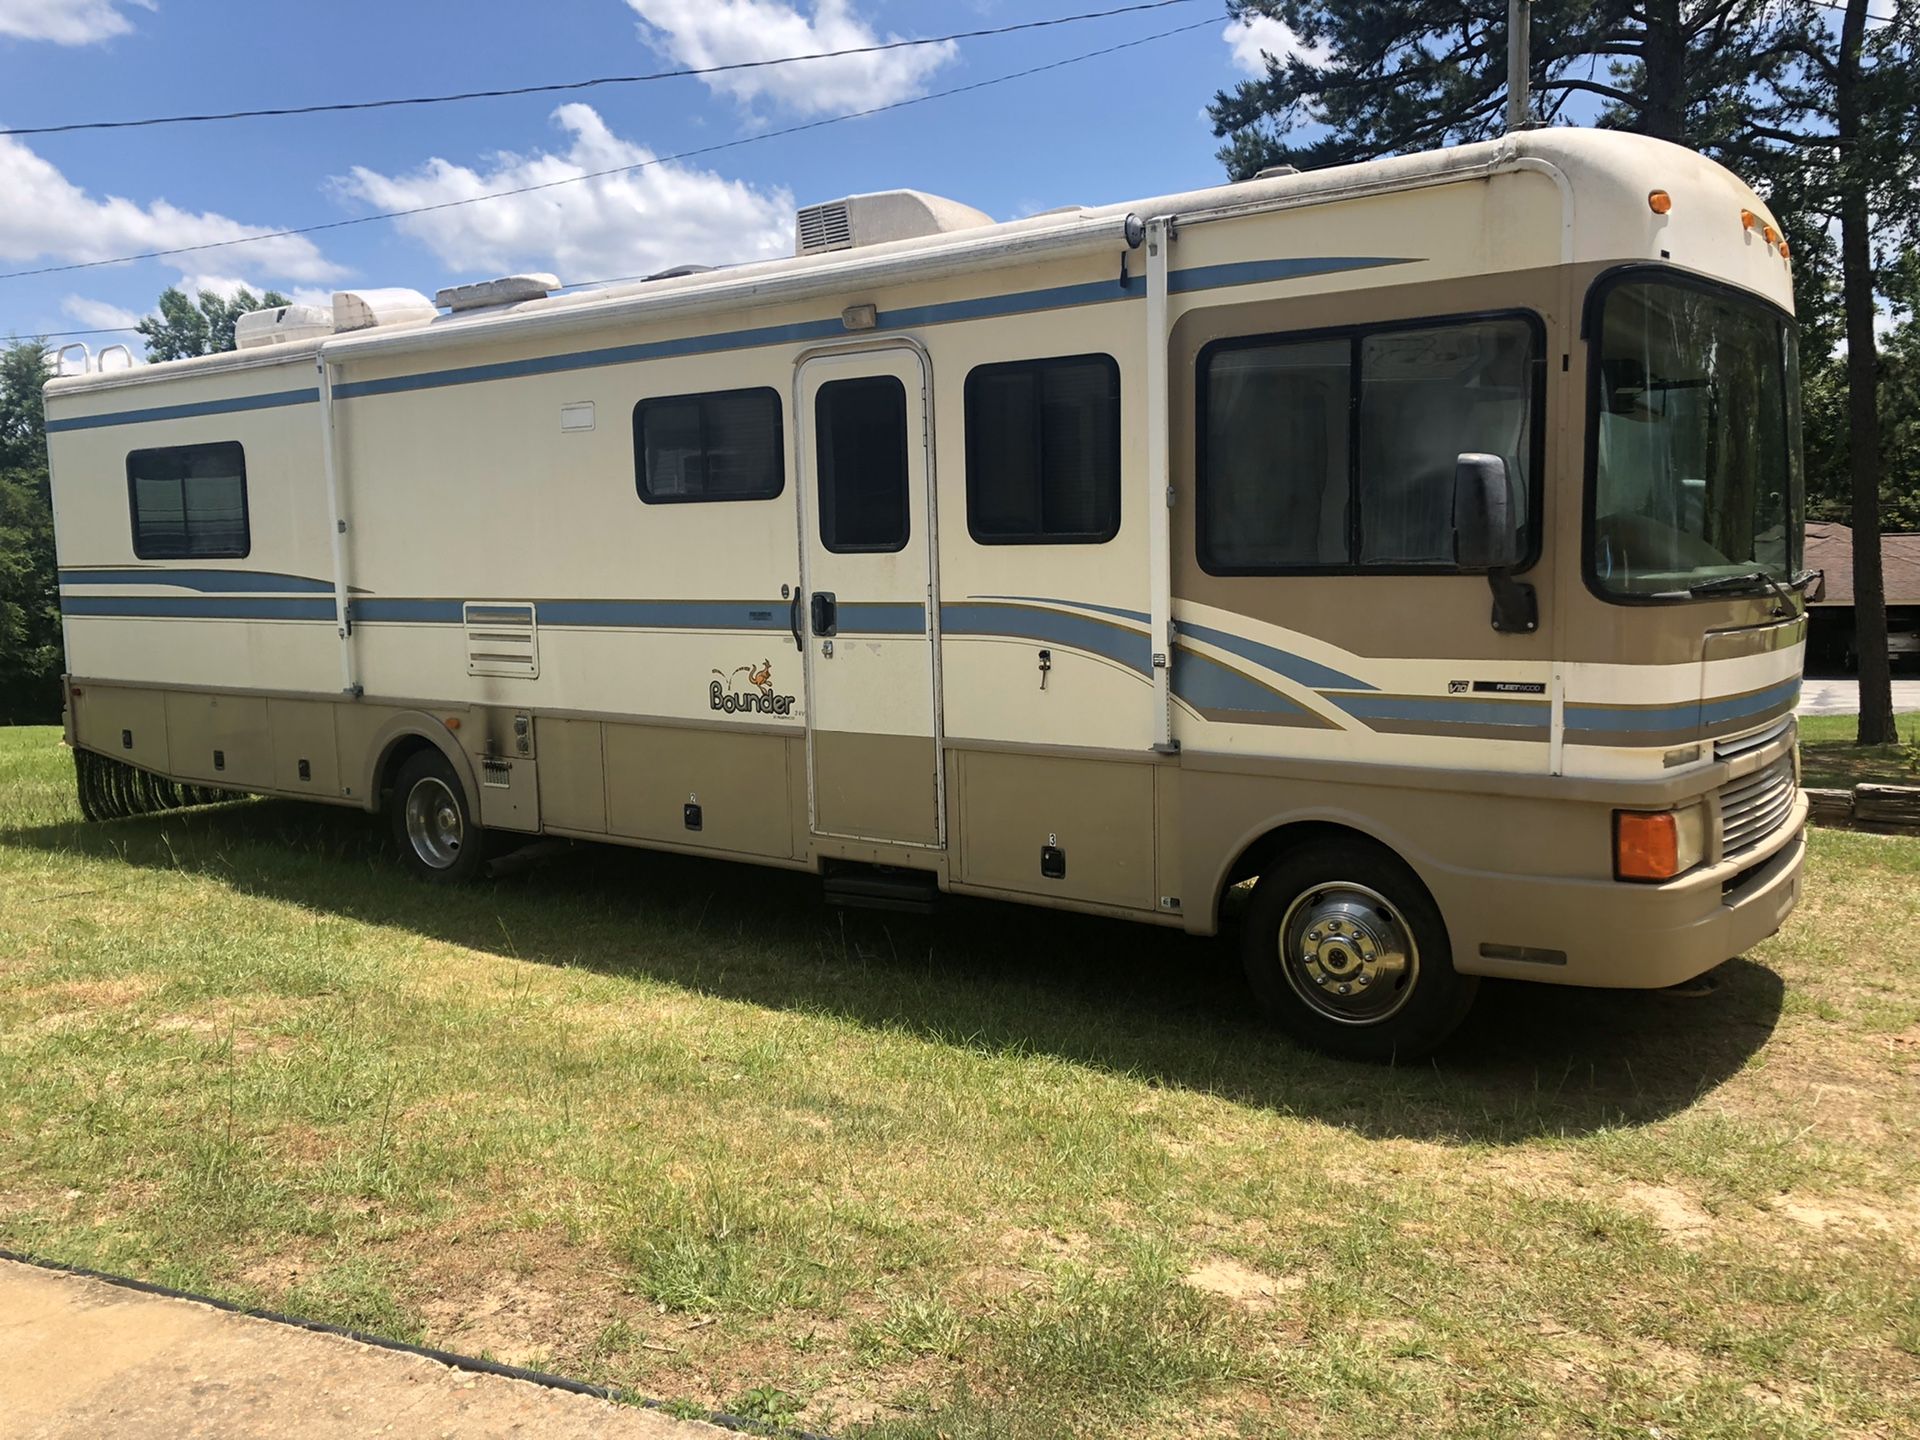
[464,602,539,679]
[796,201,854,255]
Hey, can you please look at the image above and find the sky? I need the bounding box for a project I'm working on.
[0,0,1315,357]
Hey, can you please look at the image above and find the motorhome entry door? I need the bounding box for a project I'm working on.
[795,346,944,848]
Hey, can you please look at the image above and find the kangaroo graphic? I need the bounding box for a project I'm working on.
[712,660,775,698]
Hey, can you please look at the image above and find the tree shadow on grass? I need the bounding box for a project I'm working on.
[3,797,1786,1143]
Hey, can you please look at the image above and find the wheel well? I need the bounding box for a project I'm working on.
[1217,820,1419,928]
[374,734,439,805]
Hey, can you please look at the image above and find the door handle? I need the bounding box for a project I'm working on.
[788,589,804,652]
[810,591,838,637]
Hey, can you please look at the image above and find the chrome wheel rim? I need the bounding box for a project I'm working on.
[403,776,464,870]
[1277,881,1419,1026]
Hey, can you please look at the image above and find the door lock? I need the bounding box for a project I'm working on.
[810,591,838,637]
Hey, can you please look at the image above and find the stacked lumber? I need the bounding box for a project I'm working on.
[1853,785,1920,834]
[1803,788,1855,828]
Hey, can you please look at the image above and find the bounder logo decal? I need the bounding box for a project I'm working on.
[711,659,796,717]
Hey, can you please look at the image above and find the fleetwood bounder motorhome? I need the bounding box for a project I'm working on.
[45,130,1813,1058]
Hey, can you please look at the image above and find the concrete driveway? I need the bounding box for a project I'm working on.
[0,1259,722,1440]
[1798,677,1920,717]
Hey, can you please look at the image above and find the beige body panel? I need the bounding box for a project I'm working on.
[46,128,1808,996]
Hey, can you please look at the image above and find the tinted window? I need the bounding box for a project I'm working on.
[635,387,783,502]
[1359,321,1533,564]
[1200,315,1539,573]
[816,375,909,554]
[127,442,248,559]
[1200,339,1349,569]
[965,354,1120,543]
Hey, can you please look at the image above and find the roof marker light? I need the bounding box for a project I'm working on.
[1648,190,1673,215]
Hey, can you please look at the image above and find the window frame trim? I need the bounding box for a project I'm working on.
[814,372,912,555]
[963,351,1123,547]
[1194,308,1548,578]
[125,440,252,561]
[632,384,787,506]
[1578,263,1802,608]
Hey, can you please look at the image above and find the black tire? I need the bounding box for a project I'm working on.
[1241,837,1477,1062]
[389,748,487,884]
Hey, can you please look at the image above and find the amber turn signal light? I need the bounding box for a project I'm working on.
[1615,810,1681,882]
[1648,189,1673,215]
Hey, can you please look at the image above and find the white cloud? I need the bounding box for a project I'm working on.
[335,104,793,282]
[0,0,154,46]
[0,134,341,283]
[1223,13,1325,77]
[625,0,956,116]
[61,295,141,329]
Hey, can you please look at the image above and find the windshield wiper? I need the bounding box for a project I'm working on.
[1684,568,1815,608]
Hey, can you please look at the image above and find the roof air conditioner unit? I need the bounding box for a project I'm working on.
[234,304,335,350]
[794,190,993,257]
[333,288,439,333]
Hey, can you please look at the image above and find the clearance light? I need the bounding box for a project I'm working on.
[445,717,462,731]
[1615,806,1707,883]
[1648,189,1673,215]
[1763,224,1780,245]
[1740,208,1760,232]
[1779,238,1793,258]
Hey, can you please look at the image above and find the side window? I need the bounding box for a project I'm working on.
[1200,339,1349,571]
[1358,320,1534,565]
[1199,314,1539,573]
[127,442,249,559]
[965,354,1120,544]
[815,375,909,554]
[634,387,783,503]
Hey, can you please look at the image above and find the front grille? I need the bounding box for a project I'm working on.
[1718,753,1796,857]
[1715,714,1794,762]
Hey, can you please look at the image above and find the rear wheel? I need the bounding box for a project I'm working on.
[390,748,485,883]
[1241,837,1476,1061]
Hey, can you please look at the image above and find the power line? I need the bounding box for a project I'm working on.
[0,17,1216,284]
[11,325,142,338]
[0,0,1205,138]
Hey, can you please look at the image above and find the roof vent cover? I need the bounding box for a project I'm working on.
[794,190,992,257]
[435,273,561,313]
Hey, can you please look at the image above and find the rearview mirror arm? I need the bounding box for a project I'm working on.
[1487,568,1538,635]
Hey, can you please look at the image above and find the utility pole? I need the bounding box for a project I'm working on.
[1507,0,1532,132]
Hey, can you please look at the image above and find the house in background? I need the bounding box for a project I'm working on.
[1804,522,1920,672]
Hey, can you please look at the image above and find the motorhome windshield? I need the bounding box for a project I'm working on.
[1589,274,1803,599]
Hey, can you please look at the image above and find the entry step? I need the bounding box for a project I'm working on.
[822,863,939,914]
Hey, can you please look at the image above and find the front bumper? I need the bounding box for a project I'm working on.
[1446,790,1808,989]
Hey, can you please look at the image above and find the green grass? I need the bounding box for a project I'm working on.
[1798,712,1920,791]
[3,724,1919,1438]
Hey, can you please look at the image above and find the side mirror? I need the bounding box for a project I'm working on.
[1453,453,1521,570]
[1807,569,1827,603]
[1452,453,1537,635]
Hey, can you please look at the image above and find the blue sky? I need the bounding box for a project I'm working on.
[0,0,1301,353]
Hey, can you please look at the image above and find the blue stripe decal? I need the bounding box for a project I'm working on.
[352,598,465,624]
[839,602,925,635]
[333,256,1415,403]
[1329,692,1551,728]
[59,567,335,594]
[46,387,319,434]
[1563,676,1801,733]
[334,319,851,401]
[942,602,1151,674]
[1175,620,1375,693]
[61,595,334,621]
[975,595,1150,625]
[1171,646,1313,716]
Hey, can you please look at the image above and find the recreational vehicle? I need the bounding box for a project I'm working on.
[45,129,1811,1058]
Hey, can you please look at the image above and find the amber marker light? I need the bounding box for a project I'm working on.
[444,717,462,731]
[1648,189,1673,215]
[1615,810,1682,883]
[1740,208,1760,231]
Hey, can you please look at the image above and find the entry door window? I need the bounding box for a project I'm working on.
[815,375,910,553]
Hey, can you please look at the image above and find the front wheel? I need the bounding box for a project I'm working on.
[1241,838,1476,1061]
[389,749,486,883]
